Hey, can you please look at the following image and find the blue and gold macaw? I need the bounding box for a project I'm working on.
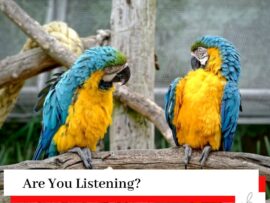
[165,36,242,168]
[33,46,130,168]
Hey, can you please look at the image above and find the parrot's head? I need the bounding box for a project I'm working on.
[34,47,130,112]
[74,46,130,91]
[190,36,240,82]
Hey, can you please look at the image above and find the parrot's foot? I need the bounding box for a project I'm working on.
[183,144,192,169]
[199,145,212,168]
[68,147,92,169]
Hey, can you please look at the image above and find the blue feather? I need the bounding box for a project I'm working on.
[197,36,241,83]
[33,46,125,160]
[164,77,181,146]
[221,82,241,151]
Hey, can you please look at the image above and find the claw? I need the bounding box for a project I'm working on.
[183,144,192,169]
[68,147,92,169]
[199,145,211,168]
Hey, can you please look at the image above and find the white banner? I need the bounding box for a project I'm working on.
[4,169,265,202]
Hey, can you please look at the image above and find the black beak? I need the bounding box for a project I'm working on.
[111,65,130,85]
[191,56,201,70]
[99,65,130,90]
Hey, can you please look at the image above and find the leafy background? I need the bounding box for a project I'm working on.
[0,0,269,199]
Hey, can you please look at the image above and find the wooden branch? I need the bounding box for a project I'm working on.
[0,30,109,88]
[114,85,174,146]
[0,0,76,67]
[0,0,172,145]
[0,36,100,88]
[0,40,173,146]
[0,148,269,190]
[0,48,54,87]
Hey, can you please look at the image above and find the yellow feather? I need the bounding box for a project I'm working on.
[53,71,114,152]
[205,48,223,76]
[173,48,226,150]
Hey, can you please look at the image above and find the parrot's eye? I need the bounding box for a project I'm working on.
[196,47,208,60]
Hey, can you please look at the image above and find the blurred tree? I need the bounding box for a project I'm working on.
[110,0,156,150]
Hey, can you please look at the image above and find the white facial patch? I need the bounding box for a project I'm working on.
[102,73,117,82]
[199,56,209,66]
[191,47,209,66]
[102,63,128,82]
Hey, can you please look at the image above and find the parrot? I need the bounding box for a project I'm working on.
[33,46,130,168]
[164,36,242,168]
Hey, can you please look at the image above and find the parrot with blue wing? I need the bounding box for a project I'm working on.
[33,46,130,168]
[165,36,242,168]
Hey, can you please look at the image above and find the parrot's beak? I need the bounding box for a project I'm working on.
[111,64,130,85]
[191,56,201,70]
[99,63,130,90]
[102,63,130,85]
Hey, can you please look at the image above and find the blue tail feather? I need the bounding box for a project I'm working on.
[33,145,43,160]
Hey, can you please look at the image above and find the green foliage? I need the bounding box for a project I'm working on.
[0,117,41,165]
[267,184,270,200]
[265,136,270,155]
[155,128,170,149]
[232,125,270,156]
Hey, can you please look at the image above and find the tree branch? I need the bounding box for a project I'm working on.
[0,0,173,145]
[114,85,174,146]
[0,37,173,145]
[1,149,269,201]
[0,0,76,67]
[0,148,269,190]
[0,35,100,88]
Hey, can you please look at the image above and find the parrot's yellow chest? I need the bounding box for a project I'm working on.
[53,71,114,152]
[174,69,226,150]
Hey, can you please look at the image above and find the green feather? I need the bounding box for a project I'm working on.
[106,51,127,67]
[191,41,208,51]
